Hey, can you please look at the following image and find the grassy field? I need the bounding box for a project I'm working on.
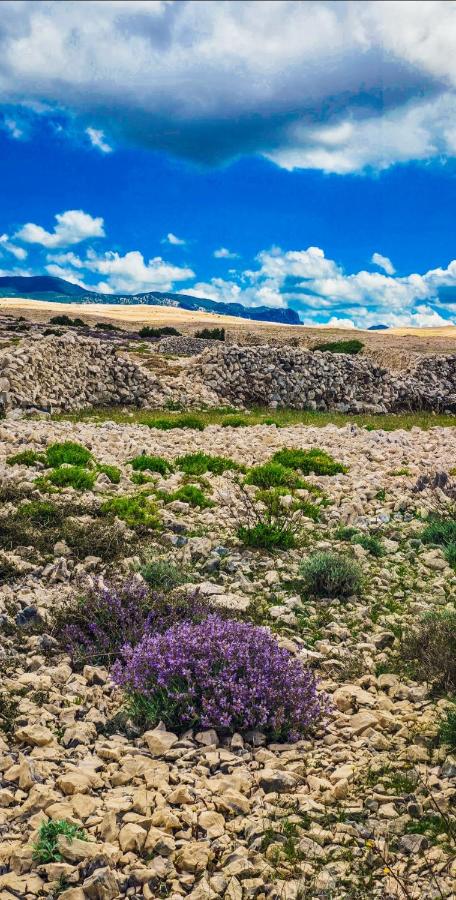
[53,405,456,431]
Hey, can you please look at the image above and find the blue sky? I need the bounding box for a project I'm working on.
[1,0,456,327]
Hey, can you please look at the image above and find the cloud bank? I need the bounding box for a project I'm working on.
[1,1,456,172]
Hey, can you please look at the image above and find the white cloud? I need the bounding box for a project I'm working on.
[0,233,27,260]
[214,247,239,259]
[47,247,194,294]
[3,116,23,139]
[16,209,105,248]
[162,233,186,246]
[371,252,395,275]
[86,126,112,153]
[1,1,456,171]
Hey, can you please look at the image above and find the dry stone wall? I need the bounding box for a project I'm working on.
[0,334,455,414]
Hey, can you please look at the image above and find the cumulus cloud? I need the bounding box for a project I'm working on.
[0,1,456,171]
[86,127,112,153]
[162,233,186,246]
[46,247,195,294]
[372,252,395,275]
[214,247,239,259]
[0,233,27,260]
[16,209,105,248]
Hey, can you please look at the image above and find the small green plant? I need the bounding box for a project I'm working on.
[221,415,248,427]
[300,552,362,598]
[47,466,96,490]
[6,449,45,467]
[16,500,63,527]
[421,514,456,569]
[130,454,172,475]
[32,819,86,864]
[312,339,364,354]
[389,467,411,476]
[272,447,347,476]
[140,557,187,591]
[194,327,225,340]
[101,493,161,529]
[176,451,242,476]
[167,484,214,508]
[336,527,385,557]
[375,488,386,500]
[62,518,129,561]
[131,471,154,485]
[46,441,92,468]
[49,314,77,327]
[238,520,296,550]
[0,692,20,735]
[245,461,303,489]
[151,414,205,431]
[96,463,121,484]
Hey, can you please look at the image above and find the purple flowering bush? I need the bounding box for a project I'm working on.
[54,578,211,668]
[113,614,327,740]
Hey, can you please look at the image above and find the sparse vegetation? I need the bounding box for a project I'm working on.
[421,513,456,569]
[400,609,456,690]
[139,325,181,338]
[33,820,86,864]
[140,557,187,591]
[130,454,172,475]
[96,463,121,483]
[194,327,225,340]
[46,441,92,468]
[312,338,364,354]
[245,461,303,489]
[47,465,96,490]
[166,484,215,508]
[176,451,242,475]
[101,493,161,529]
[6,449,45,466]
[272,446,348,475]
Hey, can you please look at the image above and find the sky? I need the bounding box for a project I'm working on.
[1,1,456,327]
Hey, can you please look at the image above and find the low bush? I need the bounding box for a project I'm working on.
[96,463,121,484]
[272,447,347,476]
[255,487,321,522]
[47,466,96,491]
[176,451,242,476]
[33,819,86,864]
[62,518,128,561]
[245,461,303,489]
[312,339,364,354]
[6,449,45,467]
[113,614,327,739]
[46,441,92,468]
[16,500,63,527]
[300,552,362,598]
[336,526,385,557]
[194,327,225,341]
[95,321,120,331]
[221,415,248,427]
[130,454,172,475]
[421,514,456,569]
[140,557,187,592]
[151,414,205,431]
[238,520,297,550]
[167,484,214,508]
[101,493,160,529]
[400,610,456,690]
[49,314,77,327]
[439,700,456,749]
[138,325,181,338]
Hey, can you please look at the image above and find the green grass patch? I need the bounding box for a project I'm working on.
[46,441,92,468]
[165,484,214,508]
[312,339,364,354]
[336,526,385,557]
[439,700,456,749]
[245,461,303,489]
[6,449,45,467]
[53,405,456,432]
[130,454,172,475]
[101,493,161,529]
[96,463,121,484]
[16,500,63,527]
[421,514,456,569]
[151,414,205,431]
[238,521,297,550]
[47,466,96,491]
[176,451,242,476]
[272,447,347,475]
[33,819,86,864]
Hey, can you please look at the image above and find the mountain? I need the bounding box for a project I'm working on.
[0,275,301,325]
[368,324,389,331]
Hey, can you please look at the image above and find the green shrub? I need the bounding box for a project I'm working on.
[48,466,96,491]
[140,557,187,591]
[245,461,303,489]
[6,449,45,467]
[312,339,364,354]
[16,500,63,527]
[272,447,347,476]
[95,321,120,331]
[352,533,385,557]
[131,471,154,485]
[167,484,214,508]
[96,463,121,484]
[300,552,362,598]
[138,325,181,338]
[400,610,456,690]
[176,451,242,476]
[46,441,92,468]
[33,819,86,864]
[62,518,129,561]
[194,327,225,341]
[255,487,321,522]
[151,414,205,431]
[238,521,296,550]
[439,700,456,748]
[130,454,172,475]
[101,493,160,529]
[49,314,76,327]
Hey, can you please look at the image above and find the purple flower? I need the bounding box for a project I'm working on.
[113,614,327,740]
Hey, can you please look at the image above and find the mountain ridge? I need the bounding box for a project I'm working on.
[0,275,301,326]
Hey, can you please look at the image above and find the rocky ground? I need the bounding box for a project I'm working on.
[0,416,455,899]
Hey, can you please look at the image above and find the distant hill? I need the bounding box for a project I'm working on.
[368,324,389,331]
[0,275,301,326]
